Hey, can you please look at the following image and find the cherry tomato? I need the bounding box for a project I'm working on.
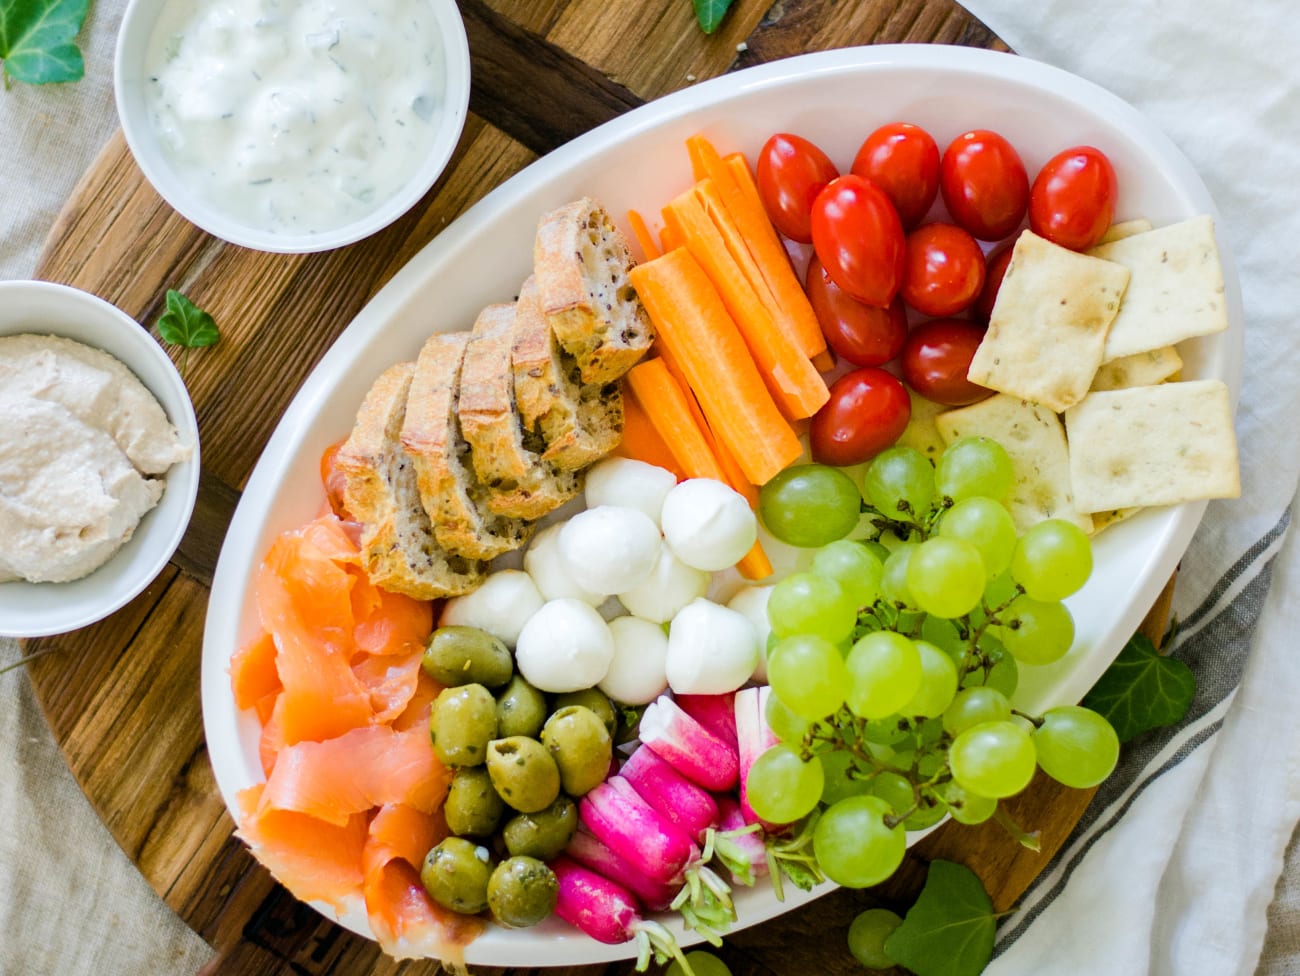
[900,319,992,406]
[973,237,1017,323]
[850,121,941,230]
[809,367,911,466]
[1029,146,1119,251]
[900,222,986,318]
[940,130,1030,241]
[756,133,841,243]
[810,175,906,308]
[805,255,907,367]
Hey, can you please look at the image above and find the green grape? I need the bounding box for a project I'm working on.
[746,745,825,823]
[942,686,1012,735]
[820,748,873,805]
[847,907,904,969]
[1010,519,1093,601]
[861,538,892,564]
[961,643,1020,699]
[812,539,883,609]
[845,632,923,719]
[767,635,848,720]
[903,792,948,830]
[901,640,960,717]
[906,536,986,618]
[768,572,857,643]
[949,720,1037,798]
[813,795,906,887]
[939,496,1018,580]
[868,770,915,814]
[943,781,998,825]
[863,446,935,524]
[880,544,918,609]
[1034,706,1121,788]
[920,614,966,664]
[936,436,1013,502]
[666,951,733,976]
[862,717,912,747]
[765,691,812,744]
[995,596,1075,666]
[759,464,863,547]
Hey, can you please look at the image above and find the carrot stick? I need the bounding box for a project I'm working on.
[664,189,829,420]
[687,137,713,183]
[659,221,683,252]
[616,382,685,479]
[628,249,802,486]
[626,209,662,262]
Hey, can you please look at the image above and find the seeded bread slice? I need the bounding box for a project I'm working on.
[459,303,582,520]
[532,198,654,385]
[402,331,534,560]
[513,275,624,471]
[335,362,487,600]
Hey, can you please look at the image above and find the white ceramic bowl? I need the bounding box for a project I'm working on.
[113,0,471,254]
[0,281,200,638]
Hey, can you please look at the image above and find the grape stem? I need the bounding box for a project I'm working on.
[993,806,1042,852]
[1012,708,1045,729]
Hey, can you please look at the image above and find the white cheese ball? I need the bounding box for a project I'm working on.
[439,569,545,648]
[617,546,710,624]
[599,615,670,705]
[514,598,616,693]
[523,522,605,606]
[726,584,775,682]
[558,505,662,596]
[661,478,758,572]
[665,597,760,695]
[584,457,678,527]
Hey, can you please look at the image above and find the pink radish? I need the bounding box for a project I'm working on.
[674,692,739,748]
[566,827,679,912]
[579,775,699,886]
[709,794,769,887]
[620,745,720,843]
[639,695,739,792]
[734,685,786,831]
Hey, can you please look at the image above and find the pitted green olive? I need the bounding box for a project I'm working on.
[540,705,613,797]
[444,766,506,837]
[487,856,559,928]
[501,795,578,860]
[496,674,548,739]
[423,625,514,688]
[429,684,498,766]
[420,837,494,915]
[485,736,561,813]
[552,688,617,739]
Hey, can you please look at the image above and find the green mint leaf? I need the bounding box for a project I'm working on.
[1082,632,1195,743]
[157,289,219,350]
[884,860,996,976]
[0,0,90,87]
[692,0,734,34]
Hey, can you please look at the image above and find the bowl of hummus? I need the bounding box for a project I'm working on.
[0,280,200,638]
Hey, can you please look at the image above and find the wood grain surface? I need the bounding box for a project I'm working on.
[16,1,1162,973]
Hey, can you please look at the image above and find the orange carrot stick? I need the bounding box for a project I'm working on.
[629,249,802,486]
[626,209,662,262]
[625,358,727,483]
[616,382,686,479]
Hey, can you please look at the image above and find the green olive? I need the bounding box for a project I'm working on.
[429,684,498,767]
[423,626,514,688]
[541,705,613,796]
[501,795,578,860]
[444,766,506,837]
[487,856,559,928]
[552,688,618,739]
[496,674,549,739]
[420,837,494,915]
[485,736,561,813]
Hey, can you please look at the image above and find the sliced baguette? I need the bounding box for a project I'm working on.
[533,197,654,385]
[336,362,487,600]
[513,275,624,471]
[402,331,534,560]
[459,303,582,520]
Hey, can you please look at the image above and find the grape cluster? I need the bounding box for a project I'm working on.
[752,437,1120,889]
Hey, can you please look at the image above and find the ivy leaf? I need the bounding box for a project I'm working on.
[692,0,734,34]
[1082,632,1195,743]
[884,860,995,976]
[156,289,219,377]
[0,0,90,88]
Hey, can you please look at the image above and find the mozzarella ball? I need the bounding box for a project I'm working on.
[558,505,662,596]
[440,569,545,647]
[584,457,678,527]
[665,597,760,695]
[617,546,710,624]
[523,522,605,606]
[726,584,775,682]
[599,615,670,705]
[661,478,758,572]
[514,598,616,693]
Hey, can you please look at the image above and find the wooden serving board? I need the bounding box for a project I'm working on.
[21,1,1168,973]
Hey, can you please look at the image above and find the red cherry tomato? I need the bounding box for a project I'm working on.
[1029,146,1119,251]
[809,367,911,466]
[973,237,1017,323]
[900,222,986,318]
[850,122,940,230]
[756,133,841,244]
[810,175,906,308]
[940,130,1030,241]
[805,255,907,367]
[900,319,993,406]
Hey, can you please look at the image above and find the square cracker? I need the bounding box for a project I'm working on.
[1089,215,1228,363]
[935,394,1093,535]
[967,231,1130,413]
[1090,345,1183,391]
[1099,218,1153,243]
[1065,379,1240,511]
